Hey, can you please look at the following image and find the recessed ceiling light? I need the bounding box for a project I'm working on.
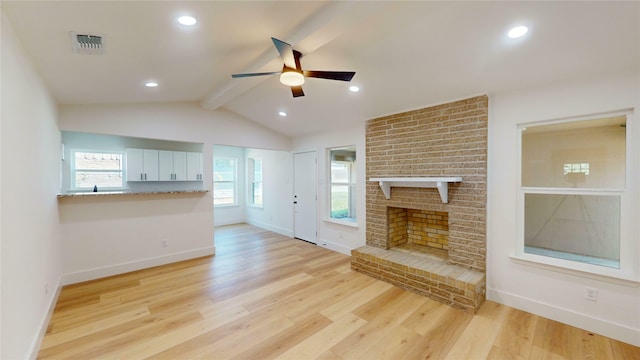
[145,81,158,87]
[349,85,360,93]
[508,25,528,39]
[278,111,287,117]
[178,16,197,26]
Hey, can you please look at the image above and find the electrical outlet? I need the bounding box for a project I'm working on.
[161,239,168,248]
[586,287,598,302]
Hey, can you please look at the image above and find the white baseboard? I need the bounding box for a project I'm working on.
[61,247,215,285]
[214,219,245,227]
[29,275,62,360]
[245,219,293,238]
[487,288,640,347]
[317,238,353,256]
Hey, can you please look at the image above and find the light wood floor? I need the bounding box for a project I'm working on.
[38,223,640,359]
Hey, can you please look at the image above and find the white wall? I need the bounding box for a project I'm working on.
[244,148,294,237]
[57,103,291,283]
[1,15,63,359]
[212,145,246,226]
[292,125,367,254]
[487,69,640,345]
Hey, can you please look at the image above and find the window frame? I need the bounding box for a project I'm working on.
[514,111,638,283]
[213,157,238,207]
[70,149,125,191]
[326,146,357,227]
[248,158,263,208]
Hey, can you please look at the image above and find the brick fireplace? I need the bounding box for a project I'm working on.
[351,95,488,313]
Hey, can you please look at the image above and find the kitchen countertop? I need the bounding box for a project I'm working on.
[57,190,209,198]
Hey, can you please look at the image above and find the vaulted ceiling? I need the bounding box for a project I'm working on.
[3,1,639,137]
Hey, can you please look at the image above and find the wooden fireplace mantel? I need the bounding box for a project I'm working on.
[369,177,462,203]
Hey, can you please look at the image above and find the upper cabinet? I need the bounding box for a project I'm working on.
[186,152,203,181]
[159,150,187,181]
[127,148,201,182]
[126,148,159,181]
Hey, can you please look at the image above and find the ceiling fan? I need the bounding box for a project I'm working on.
[231,37,356,98]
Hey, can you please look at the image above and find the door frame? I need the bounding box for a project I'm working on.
[293,150,318,244]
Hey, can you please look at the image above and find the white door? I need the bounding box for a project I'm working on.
[294,151,317,244]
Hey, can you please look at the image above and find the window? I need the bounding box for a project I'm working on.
[71,150,124,190]
[329,146,356,223]
[517,112,636,280]
[248,158,262,207]
[213,158,237,206]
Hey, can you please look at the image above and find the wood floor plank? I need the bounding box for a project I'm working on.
[148,311,295,360]
[274,313,367,360]
[360,324,422,360]
[40,306,150,350]
[229,312,333,360]
[37,223,640,359]
[487,307,537,359]
[320,278,394,321]
[445,301,509,359]
[38,309,204,359]
[330,290,427,358]
[399,304,474,359]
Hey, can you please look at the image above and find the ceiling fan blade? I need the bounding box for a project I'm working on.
[291,86,305,98]
[303,70,356,82]
[231,71,280,78]
[271,37,296,69]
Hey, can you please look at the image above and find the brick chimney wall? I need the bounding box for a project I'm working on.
[365,95,488,272]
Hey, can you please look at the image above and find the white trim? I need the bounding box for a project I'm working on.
[516,110,637,282]
[213,156,238,206]
[213,219,245,227]
[28,276,63,360]
[61,247,215,285]
[69,148,126,191]
[510,255,639,286]
[487,287,640,347]
[324,218,358,228]
[317,238,353,255]
[246,219,293,238]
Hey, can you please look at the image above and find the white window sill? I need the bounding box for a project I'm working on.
[324,218,358,229]
[247,204,263,209]
[510,253,640,287]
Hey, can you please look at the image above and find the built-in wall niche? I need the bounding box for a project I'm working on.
[60,131,204,194]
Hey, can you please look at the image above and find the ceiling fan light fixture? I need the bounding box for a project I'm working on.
[280,70,304,86]
[508,25,528,39]
[178,16,197,26]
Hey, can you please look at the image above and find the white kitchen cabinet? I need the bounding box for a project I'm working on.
[186,152,203,181]
[159,150,187,181]
[126,148,159,181]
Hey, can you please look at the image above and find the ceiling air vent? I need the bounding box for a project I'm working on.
[70,32,105,55]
